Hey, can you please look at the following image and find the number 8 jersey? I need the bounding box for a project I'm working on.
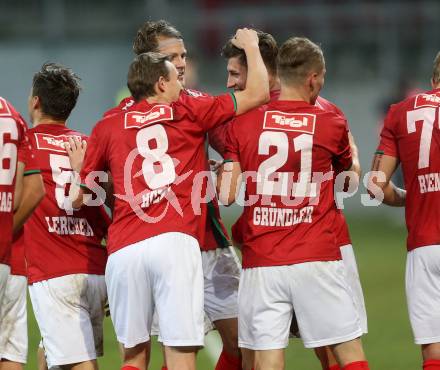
[378,88,440,251]
[80,92,236,254]
[224,100,352,268]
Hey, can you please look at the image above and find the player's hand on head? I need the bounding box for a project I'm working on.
[232,28,259,50]
[65,136,87,173]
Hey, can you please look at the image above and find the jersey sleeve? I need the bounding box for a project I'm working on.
[208,122,230,157]
[223,119,240,163]
[79,122,108,190]
[16,120,40,175]
[332,117,353,172]
[377,105,399,158]
[180,92,237,132]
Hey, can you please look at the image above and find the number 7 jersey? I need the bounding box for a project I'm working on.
[224,100,352,268]
[378,88,440,251]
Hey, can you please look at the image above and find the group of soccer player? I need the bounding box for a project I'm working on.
[1,17,440,370]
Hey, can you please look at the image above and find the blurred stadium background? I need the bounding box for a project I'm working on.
[1,0,439,368]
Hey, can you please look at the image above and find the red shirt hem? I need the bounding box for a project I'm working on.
[28,268,105,284]
[242,255,342,269]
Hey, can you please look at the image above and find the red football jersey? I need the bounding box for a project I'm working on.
[11,131,42,276]
[0,97,31,265]
[81,92,236,254]
[378,88,440,250]
[316,96,352,247]
[10,231,25,276]
[103,90,231,251]
[224,100,352,268]
[230,93,353,248]
[25,124,109,283]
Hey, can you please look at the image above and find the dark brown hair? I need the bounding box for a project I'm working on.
[133,20,183,55]
[32,62,81,121]
[221,30,278,75]
[277,37,324,85]
[127,52,170,100]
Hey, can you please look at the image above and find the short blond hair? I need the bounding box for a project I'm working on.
[277,37,324,85]
[433,51,440,85]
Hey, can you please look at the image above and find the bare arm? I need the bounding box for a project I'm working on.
[348,132,361,178]
[13,171,45,233]
[216,161,242,206]
[367,153,405,207]
[232,29,270,115]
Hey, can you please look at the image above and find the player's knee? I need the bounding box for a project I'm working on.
[422,343,440,360]
[123,342,150,362]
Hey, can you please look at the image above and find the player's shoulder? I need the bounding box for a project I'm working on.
[315,96,345,117]
[387,89,440,117]
[184,88,210,98]
[0,96,27,127]
[102,96,136,118]
[0,96,15,117]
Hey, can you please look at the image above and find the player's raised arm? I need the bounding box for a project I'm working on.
[367,152,405,207]
[231,28,270,115]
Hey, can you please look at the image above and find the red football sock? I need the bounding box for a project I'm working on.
[161,367,168,370]
[424,359,440,369]
[121,366,140,370]
[328,365,341,370]
[343,361,370,370]
[215,349,241,370]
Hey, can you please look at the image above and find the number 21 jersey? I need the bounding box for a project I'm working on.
[224,100,352,268]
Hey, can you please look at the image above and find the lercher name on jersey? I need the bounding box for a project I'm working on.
[263,110,316,134]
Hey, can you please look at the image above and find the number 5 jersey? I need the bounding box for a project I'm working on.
[25,124,109,283]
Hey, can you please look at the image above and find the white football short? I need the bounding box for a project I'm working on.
[238,261,362,350]
[202,246,241,323]
[106,232,204,348]
[151,311,214,340]
[29,274,107,368]
[406,245,440,344]
[0,274,27,363]
[340,244,368,334]
[151,246,240,339]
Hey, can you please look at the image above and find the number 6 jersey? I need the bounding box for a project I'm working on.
[0,97,36,265]
[224,100,352,268]
[377,88,440,251]
[25,124,109,283]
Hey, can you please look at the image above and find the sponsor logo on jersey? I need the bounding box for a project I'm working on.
[35,133,82,153]
[0,97,12,116]
[263,111,316,134]
[414,93,440,108]
[125,105,173,129]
